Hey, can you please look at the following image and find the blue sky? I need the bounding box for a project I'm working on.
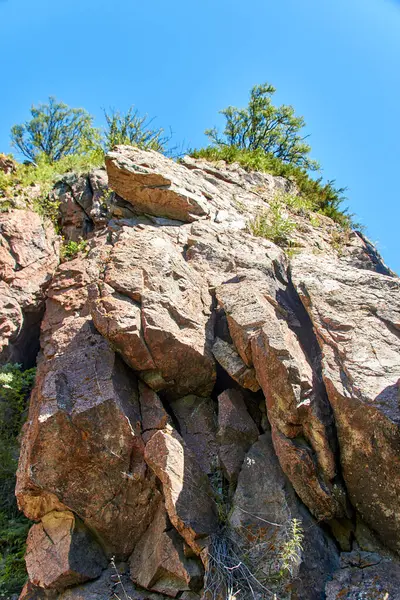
[0,0,399,272]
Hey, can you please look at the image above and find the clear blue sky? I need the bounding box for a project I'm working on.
[0,0,399,272]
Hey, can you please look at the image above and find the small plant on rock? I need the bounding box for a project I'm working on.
[249,199,296,246]
[60,238,88,261]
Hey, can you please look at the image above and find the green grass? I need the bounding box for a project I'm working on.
[249,199,297,246]
[190,146,353,228]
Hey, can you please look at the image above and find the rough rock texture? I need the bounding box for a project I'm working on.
[0,210,59,365]
[1,147,398,599]
[325,550,400,599]
[169,395,218,474]
[230,433,340,599]
[16,253,161,558]
[217,388,259,482]
[130,501,203,597]
[0,153,16,174]
[144,428,218,555]
[292,254,400,552]
[25,511,106,590]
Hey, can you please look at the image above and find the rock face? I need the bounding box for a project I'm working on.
[292,254,400,552]
[1,147,398,599]
[0,210,59,366]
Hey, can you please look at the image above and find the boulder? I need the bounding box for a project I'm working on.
[0,153,16,174]
[212,337,260,392]
[292,254,400,552]
[217,388,259,483]
[25,510,106,590]
[105,147,210,222]
[130,501,203,597]
[144,428,218,555]
[89,224,216,398]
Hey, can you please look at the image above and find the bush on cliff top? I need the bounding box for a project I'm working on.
[191,81,351,227]
[0,364,36,596]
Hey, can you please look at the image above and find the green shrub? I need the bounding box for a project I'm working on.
[60,239,88,261]
[205,82,318,171]
[0,364,36,596]
[190,145,352,228]
[103,106,169,153]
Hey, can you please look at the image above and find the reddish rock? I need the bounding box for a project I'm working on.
[212,337,260,392]
[0,210,59,364]
[130,501,203,597]
[89,225,216,398]
[217,388,259,483]
[16,257,161,558]
[25,510,106,590]
[144,428,218,555]
[106,147,210,222]
[292,254,400,552]
[217,281,345,520]
[139,381,170,443]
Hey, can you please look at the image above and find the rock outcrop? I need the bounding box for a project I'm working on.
[1,146,398,599]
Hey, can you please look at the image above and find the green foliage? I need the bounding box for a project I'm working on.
[0,151,104,226]
[205,82,319,171]
[0,364,36,596]
[60,238,88,261]
[103,106,169,153]
[249,199,296,246]
[11,97,100,164]
[191,145,352,227]
[279,518,304,578]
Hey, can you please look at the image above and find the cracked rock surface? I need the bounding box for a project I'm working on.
[1,146,399,599]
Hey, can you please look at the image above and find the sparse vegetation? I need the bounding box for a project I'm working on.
[103,106,170,153]
[0,364,36,596]
[248,198,296,246]
[60,238,88,261]
[191,145,352,228]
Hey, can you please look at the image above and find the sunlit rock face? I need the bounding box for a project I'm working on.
[4,147,399,599]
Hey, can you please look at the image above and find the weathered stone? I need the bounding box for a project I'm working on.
[0,210,59,365]
[144,428,218,555]
[212,337,260,392]
[325,551,400,599]
[16,257,161,558]
[89,224,216,398]
[169,395,218,474]
[217,388,259,482]
[25,510,106,590]
[292,254,400,552]
[130,501,203,597]
[139,381,170,443]
[106,147,210,222]
[217,280,345,520]
[230,433,339,599]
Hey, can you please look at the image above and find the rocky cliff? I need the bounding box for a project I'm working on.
[1,147,400,599]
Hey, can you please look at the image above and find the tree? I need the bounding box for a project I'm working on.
[206,82,319,171]
[103,106,169,153]
[11,97,98,164]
